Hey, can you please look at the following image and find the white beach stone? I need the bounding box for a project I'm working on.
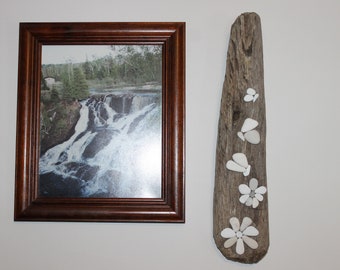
[221,228,236,238]
[244,94,253,102]
[239,184,251,194]
[236,239,245,255]
[232,153,248,168]
[224,237,237,248]
[237,131,245,141]
[226,160,245,173]
[242,236,258,249]
[252,198,259,208]
[243,165,251,176]
[241,118,258,133]
[249,178,258,190]
[246,197,253,206]
[240,217,252,231]
[243,226,259,236]
[244,130,260,144]
[229,217,240,231]
[239,194,249,204]
[246,88,256,95]
[255,186,267,194]
[255,194,264,202]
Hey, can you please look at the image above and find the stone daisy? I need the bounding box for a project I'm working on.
[239,178,267,208]
[221,217,259,255]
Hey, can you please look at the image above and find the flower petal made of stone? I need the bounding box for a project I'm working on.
[236,238,245,255]
[239,194,249,204]
[255,186,267,194]
[249,178,258,190]
[229,217,240,231]
[240,217,253,231]
[224,236,237,248]
[244,130,260,144]
[241,118,258,133]
[243,226,259,236]
[221,228,236,238]
[239,184,251,195]
[253,93,259,102]
[244,94,254,102]
[252,198,259,208]
[246,197,253,206]
[255,193,264,201]
[247,88,256,95]
[242,235,258,249]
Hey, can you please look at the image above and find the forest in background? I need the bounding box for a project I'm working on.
[39,45,162,154]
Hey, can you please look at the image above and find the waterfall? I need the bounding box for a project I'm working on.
[39,91,162,198]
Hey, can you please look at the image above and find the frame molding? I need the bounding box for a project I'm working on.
[14,22,185,223]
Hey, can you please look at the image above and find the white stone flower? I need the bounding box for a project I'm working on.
[239,178,267,208]
[221,217,259,255]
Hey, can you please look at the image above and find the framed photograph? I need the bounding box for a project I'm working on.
[14,22,185,222]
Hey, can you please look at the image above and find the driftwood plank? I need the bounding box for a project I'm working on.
[213,12,269,264]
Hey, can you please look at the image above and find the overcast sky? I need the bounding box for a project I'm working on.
[42,45,114,65]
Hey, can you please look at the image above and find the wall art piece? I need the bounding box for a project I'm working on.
[213,13,269,263]
[14,22,185,223]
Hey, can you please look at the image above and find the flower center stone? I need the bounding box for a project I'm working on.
[236,231,243,238]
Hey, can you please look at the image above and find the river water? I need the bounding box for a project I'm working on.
[39,90,162,198]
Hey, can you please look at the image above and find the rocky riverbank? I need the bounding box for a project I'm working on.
[40,100,81,155]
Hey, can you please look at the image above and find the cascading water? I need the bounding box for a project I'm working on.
[39,90,162,198]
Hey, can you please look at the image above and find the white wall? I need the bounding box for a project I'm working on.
[1,0,339,269]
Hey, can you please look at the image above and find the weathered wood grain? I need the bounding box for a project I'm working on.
[213,12,269,264]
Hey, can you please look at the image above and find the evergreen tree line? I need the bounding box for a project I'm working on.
[41,45,162,102]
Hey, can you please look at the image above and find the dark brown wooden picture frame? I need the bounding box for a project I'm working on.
[14,22,185,223]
